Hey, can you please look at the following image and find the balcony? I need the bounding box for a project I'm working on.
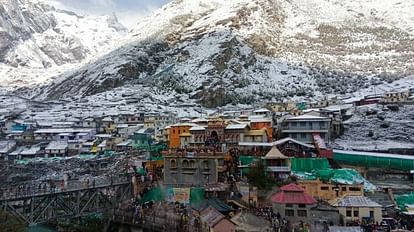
[267,166,291,172]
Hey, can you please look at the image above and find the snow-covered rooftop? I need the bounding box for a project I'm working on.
[46,141,68,150]
[226,124,248,130]
[288,114,330,120]
[330,196,381,208]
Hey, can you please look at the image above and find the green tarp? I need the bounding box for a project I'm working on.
[333,151,414,171]
[239,156,258,166]
[149,156,164,161]
[395,193,414,212]
[239,156,259,176]
[141,187,205,206]
[292,168,376,192]
[291,158,330,172]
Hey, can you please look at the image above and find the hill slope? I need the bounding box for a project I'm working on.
[0,0,127,86]
[25,0,414,107]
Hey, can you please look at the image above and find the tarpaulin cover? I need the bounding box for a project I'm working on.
[239,156,258,166]
[395,193,414,212]
[291,158,330,172]
[292,168,376,192]
[141,187,205,206]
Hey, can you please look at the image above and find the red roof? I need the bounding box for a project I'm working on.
[271,184,316,205]
[280,183,306,192]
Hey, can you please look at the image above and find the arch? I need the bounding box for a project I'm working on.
[170,159,177,168]
[182,160,189,168]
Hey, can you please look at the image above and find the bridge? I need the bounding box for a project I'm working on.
[0,176,133,226]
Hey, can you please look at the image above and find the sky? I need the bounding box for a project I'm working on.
[53,0,172,29]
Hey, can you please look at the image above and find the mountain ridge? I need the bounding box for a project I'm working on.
[0,0,128,86]
[7,0,414,107]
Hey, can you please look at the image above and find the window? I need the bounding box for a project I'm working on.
[369,210,374,218]
[297,210,307,217]
[285,209,294,217]
[346,210,352,217]
[301,133,307,139]
[173,130,175,134]
[286,204,293,208]
[203,160,209,169]
[353,210,359,217]
[189,160,195,168]
[300,122,306,127]
[171,159,177,168]
[292,122,298,127]
[60,136,64,139]
[79,136,83,139]
[319,122,326,129]
[178,129,181,134]
[298,204,306,208]
[349,187,361,192]
[320,186,329,191]
[291,134,297,139]
[342,187,347,191]
[182,160,189,168]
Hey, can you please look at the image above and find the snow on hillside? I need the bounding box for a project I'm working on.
[4,0,413,110]
[0,0,127,86]
[335,104,414,151]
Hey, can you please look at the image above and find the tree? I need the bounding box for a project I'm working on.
[247,161,273,190]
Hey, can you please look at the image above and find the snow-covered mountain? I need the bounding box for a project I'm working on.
[15,0,414,107]
[0,0,127,86]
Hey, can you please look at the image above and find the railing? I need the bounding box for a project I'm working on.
[0,176,130,201]
[267,166,291,172]
[162,151,225,157]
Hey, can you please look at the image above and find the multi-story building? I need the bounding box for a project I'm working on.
[271,183,317,222]
[262,146,291,180]
[382,90,410,103]
[282,114,331,144]
[329,196,382,224]
[163,150,227,187]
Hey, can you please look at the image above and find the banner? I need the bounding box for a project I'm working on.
[167,188,191,204]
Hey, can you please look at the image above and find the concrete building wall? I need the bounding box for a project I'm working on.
[299,180,364,201]
[272,203,313,223]
[164,156,219,186]
[337,207,382,224]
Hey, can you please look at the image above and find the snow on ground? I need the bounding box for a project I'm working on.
[335,104,414,151]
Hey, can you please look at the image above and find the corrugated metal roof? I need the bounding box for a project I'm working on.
[200,206,225,227]
[330,196,381,208]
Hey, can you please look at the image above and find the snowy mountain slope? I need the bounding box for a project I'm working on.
[334,104,414,152]
[28,0,414,107]
[0,0,127,86]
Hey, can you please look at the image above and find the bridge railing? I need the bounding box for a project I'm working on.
[0,175,130,201]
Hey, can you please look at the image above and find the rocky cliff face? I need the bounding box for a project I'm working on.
[0,0,127,86]
[15,0,414,107]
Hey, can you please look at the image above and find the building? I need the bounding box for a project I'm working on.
[200,206,236,232]
[271,183,317,222]
[131,128,153,150]
[0,140,16,160]
[168,123,197,148]
[163,150,226,187]
[382,90,410,103]
[298,179,364,201]
[34,128,96,141]
[262,146,291,180]
[282,114,331,144]
[243,128,268,143]
[45,141,68,157]
[329,196,382,224]
[249,116,273,141]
